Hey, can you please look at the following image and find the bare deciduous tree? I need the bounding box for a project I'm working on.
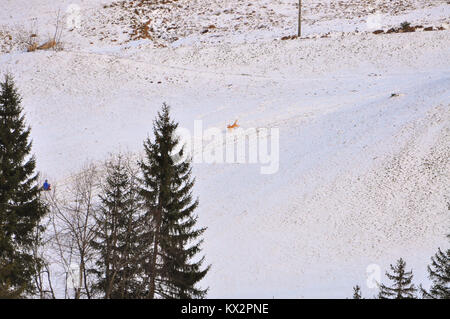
[45,164,100,299]
[31,214,56,299]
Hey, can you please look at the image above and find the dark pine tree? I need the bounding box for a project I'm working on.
[421,235,449,299]
[91,154,145,299]
[352,285,362,299]
[0,280,24,299]
[378,258,417,299]
[0,74,47,295]
[140,103,210,299]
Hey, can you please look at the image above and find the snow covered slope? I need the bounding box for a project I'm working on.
[1,0,449,51]
[0,0,449,298]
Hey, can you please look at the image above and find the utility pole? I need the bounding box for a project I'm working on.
[298,0,302,37]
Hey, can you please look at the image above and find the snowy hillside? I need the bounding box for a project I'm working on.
[1,0,449,298]
[1,0,450,51]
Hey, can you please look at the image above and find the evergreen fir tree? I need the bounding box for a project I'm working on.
[140,103,210,299]
[91,155,144,299]
[0,279,24,299]
[378,258,417,299]
[0,74,47,295]
[421,237,449,299]
[352,285,362,299]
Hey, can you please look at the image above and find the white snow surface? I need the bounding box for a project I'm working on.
[0,0,449,298]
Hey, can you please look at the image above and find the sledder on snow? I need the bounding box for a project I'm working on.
[43,180,51,191]
[227,120,239,130]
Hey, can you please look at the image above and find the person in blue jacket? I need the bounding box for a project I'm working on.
[43,180,51,191]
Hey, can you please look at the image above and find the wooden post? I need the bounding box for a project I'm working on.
[298,0,302,37]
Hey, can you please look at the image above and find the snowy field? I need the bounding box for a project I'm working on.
[1,0,449,298]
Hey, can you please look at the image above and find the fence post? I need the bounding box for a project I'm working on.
[298,0,302,37]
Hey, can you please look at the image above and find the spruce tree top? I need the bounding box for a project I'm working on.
[0,74,35,184]
[421,234,450,299]
[352,285,362,299]
[378,258,417,299]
